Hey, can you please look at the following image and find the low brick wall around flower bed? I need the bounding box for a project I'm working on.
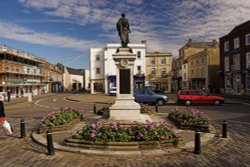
[38,115,82,134]
[168,117,211,133]
[63,138,184,151]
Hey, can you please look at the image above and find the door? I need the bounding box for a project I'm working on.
[235,75,241,95]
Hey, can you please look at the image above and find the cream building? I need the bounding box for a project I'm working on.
[187,47,220,92]
[146,52,172,92]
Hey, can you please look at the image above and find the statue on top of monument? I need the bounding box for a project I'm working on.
[116,13,131,47]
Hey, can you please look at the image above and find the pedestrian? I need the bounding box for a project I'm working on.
[7,89,11,102]
[0,95,6,125]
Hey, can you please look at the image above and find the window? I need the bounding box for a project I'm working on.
[234,37,240,49]
[202,58,205,64]
[137,66,141,72]
[96,68,100,74]
[233,54,240,71]
[191,69,194,75]
[27,68,30,73]
[196,59,199,64]
[246,73,250,89]
[225,75,231,89]
[161,58,166,64]
[5,66,9,71]
[161,68,166,76]
[246,34,250,46]
[151,68,156,75]
[183,64,186,69]
[16,69,19,72]
[184,73,186,80]
[34,69,37,74]
[96,55,100,61]
[224,41,229,52]
[224,57,229,72]
[137,51,141,59]
[151,58,155,65]
[247,52,250,69]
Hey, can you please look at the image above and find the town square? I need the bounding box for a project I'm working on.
[0,1,250,167]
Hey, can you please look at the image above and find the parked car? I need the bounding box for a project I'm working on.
[134,88,168,106]
[177,90,224,106]
[109,87,117,96]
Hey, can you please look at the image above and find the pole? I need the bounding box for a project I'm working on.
[46,130,55,155]
[20,119,26,138]
[194,129,201,154]
[155,104,158,113]
[222,120,228,138]
[93,104,96,114]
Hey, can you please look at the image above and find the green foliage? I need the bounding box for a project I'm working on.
[71,121,180,142]
[168,107,212,126]
[41,107,79,126]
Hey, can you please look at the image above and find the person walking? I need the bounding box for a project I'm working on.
[7,89,11,102]
[0,95,6,125]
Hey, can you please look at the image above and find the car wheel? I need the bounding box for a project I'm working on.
[185,100,192,106]
[214,100,220,106]
[156,99,165,106]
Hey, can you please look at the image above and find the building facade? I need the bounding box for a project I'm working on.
[172,38,219,91]
[64,67,89,91]
[146,52,172,92]
[220,20,250,95]
[0,45,48,98]
[187,47,220,92]
[49,63,64,93]
[90,42,146,94]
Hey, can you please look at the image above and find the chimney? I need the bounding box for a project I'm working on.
[141,40,147,44]
[187,38,192,47]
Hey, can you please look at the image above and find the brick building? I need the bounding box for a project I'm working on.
[219,20,250,95]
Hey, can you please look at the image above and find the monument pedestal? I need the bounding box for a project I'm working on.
[108,47,151,123]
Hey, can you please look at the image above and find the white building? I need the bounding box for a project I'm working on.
[64,67,89,91]
[90,42,146,94]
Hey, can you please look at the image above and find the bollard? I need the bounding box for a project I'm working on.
[46,130,55,155]
[222,120,228,138]
[194,129,201,154]
[20,119,26,138]
[155,104,158,113]
[93,104,96,114]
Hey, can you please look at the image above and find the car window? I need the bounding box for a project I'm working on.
[199,91,208,96]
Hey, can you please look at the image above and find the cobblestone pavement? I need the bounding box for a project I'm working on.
[0,93,249,167]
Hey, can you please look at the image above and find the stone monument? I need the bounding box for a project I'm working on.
[109,14,150,122]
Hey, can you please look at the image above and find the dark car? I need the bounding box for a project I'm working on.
[177,90,224,106]
[134,88,168,106]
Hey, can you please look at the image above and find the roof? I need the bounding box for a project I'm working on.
[66,67,84,75]
[229,20,250,35]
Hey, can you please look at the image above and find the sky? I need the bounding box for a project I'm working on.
[0,0,250,69]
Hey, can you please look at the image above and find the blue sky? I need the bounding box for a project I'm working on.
[0,0,250,69]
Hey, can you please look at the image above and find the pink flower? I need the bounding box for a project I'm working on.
[91,123,97,129]
[90,133,96,138]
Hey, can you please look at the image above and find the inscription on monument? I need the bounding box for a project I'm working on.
[120,69,130,94]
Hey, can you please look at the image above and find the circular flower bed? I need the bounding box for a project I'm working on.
[168,107,211,126]
[71,121,180,142]
[40,107,80,127]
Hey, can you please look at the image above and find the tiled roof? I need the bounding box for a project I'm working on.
[66,67,84,75]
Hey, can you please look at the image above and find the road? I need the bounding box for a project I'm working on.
[1,93,249,167]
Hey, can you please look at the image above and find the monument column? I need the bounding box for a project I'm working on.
[109,48,150,122]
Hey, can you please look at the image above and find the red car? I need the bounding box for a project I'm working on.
[177,90,224,106]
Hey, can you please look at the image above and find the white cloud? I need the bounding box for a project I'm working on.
[0,21,102,52]
[15,0,250,57]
